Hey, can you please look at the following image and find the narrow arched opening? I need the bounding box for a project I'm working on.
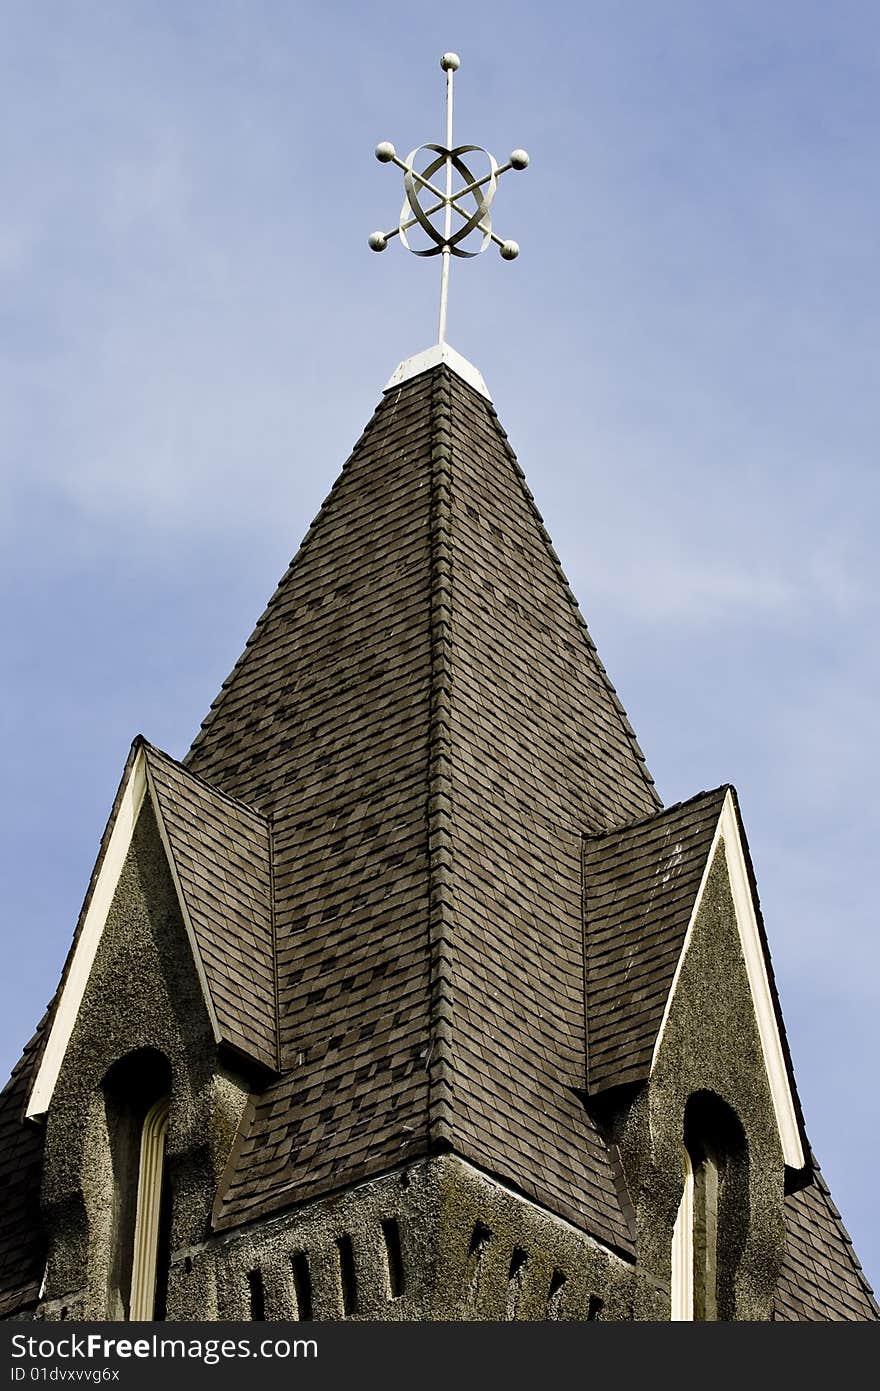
[672,1091,748,1320]
[102,1049,172,1320]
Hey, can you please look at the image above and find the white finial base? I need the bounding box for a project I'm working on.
[384,343,491,400]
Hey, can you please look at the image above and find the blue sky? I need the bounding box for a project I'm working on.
[2,2,878,1295]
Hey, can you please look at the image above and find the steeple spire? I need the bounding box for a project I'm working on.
[368,52,529,346]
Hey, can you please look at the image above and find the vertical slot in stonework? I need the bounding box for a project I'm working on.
[247,1269,266,1321]
[338,1235,357,1316]
[463,1222,493,1302]
[382,1218,405,1299]
[587,1294,604,1321]
[505,1248,528,1320]
[547,1269,567,1319]
[291,1252,312,1321]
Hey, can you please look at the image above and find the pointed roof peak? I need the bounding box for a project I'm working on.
[385,342,490,400]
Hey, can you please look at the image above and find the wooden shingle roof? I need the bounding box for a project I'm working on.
[0,357,874,1319]
[0,1019,46,1317]
[143,742,276,1072]
[584,788,729,1094]
[189,363,660,1245]
[775,1160,879,1320]
[21,740,276,1127]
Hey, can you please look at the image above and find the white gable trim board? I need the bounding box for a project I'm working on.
[25,748,221,1121]
[26,750,147,1119]
[649,790,805,1171]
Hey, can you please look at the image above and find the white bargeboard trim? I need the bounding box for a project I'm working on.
[25,746,222,1120]
[649,789,804,1170]
[26,749,148,1120]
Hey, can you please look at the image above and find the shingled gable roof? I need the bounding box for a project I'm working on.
[142,742,277,1072]
[185,359,659,1247]
[0,1020,47,1317]
[26,738,276,1119]
[585,785,808,1172]
[2,356,874,1320]
[775,1159,880,1320]
[584,786,728,1094]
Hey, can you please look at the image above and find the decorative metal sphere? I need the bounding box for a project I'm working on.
[509,149,530,170]
[368,231,388,252]
[500,239,520,261]
[440,53,461,72]
[375,141,396,163]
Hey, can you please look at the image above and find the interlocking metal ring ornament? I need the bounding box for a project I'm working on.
[399,144,498,258]
[368,53,529,344]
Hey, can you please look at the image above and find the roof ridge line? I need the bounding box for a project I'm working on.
[139,737,269,828]
[477,382,662,812]
[426,366,456,1148]
[267,818,281,1074]
[808,1158,879,1312]
[184,385,406,766]
[585,783,733,843]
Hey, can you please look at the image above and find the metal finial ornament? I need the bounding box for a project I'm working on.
[369,53,529,346]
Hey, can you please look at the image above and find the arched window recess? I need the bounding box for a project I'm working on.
[102,1050,173,1321]
[671,1092,748,1321]
[129,1095,171,1320]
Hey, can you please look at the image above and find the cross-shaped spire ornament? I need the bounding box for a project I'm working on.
[369,53,529,346]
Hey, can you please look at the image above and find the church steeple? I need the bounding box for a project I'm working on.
[184,357,657,1242]
[0,52,876,1326]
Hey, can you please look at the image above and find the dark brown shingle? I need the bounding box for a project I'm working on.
[189,365,658,1245]
[143,743,276,1072]
[0,1019,47,1317]
[775,1161,878,1320]
[584,788,728,1094]
[2,359,873,1319]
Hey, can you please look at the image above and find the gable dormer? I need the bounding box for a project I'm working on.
[26,740,275,1319]
[28,737,277,1125]
[584,787,810,1317]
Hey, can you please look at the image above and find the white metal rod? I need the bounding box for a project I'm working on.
[405,164,506,232]
[392,155,447,203]
[438,63,454,345]
[438,251,450,344]
[391,151,509,231]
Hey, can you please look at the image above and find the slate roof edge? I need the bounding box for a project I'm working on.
[580,832,593,1114]
[0,1015,50,1316]
[140,738,269,829]
[584,783,732,845]
[211,1096,257,1229]
[425,366,456,1146]
[3,1014,50,1127]
[472,373,662,812]
[581,787,729,1098]
[448,1151,636,1264]
[807,1153,879,1316]
[0,1285,40,1320]
[140,748,278,1076]
[211,1140,635,1263]
[268,819,281,1073]
[184,401,386,770]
